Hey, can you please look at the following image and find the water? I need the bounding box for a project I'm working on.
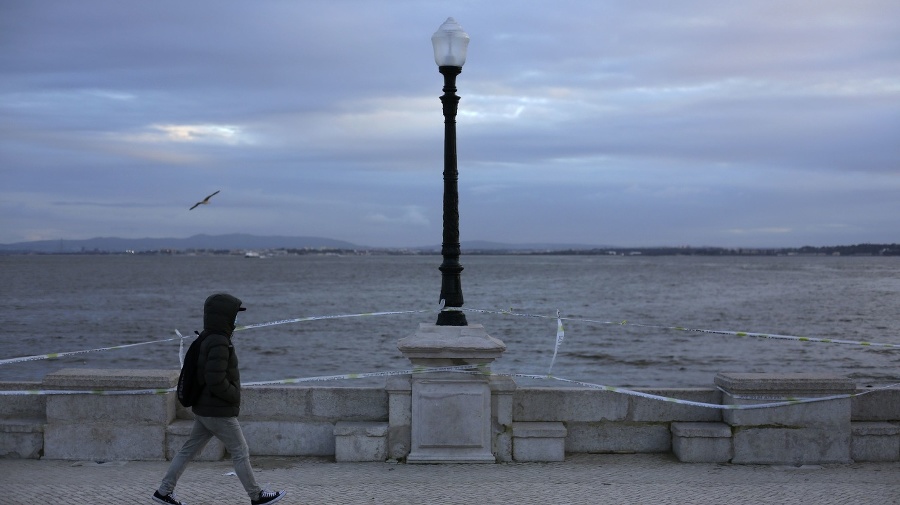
[2,254,898,388]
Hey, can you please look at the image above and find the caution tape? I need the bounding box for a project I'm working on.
[457,307,900,350]
[0,364,485,396]
[241,364,487,386]
[458,370,900,410]
[0,335,187,367]
[2,306,897,377]
[570,317,900,349]
[0,388,173,396]
[532,375,900,410]
[0,309,436,367]
[234,309,433,331]
[546,310,565,375]
[2,365,897,412]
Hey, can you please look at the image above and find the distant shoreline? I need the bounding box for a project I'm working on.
[2,243,898,257]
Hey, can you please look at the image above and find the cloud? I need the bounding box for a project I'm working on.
[1,1,898,247]
[122,124,255,145]
[365,206,431,227]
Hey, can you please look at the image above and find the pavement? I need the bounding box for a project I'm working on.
[1,454,897,505]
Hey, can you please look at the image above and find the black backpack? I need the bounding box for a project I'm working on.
[176,331,208,407]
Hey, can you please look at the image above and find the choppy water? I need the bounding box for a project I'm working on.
[2,254,898,387]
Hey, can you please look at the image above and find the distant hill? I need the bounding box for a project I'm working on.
[4,234,894,256]
[458,240,609,252]
[0,234,611,254]
[0,233,364,253]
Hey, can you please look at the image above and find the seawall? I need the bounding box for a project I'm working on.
[1,368,898,464]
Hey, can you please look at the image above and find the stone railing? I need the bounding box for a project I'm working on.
[2,324,897,464]
[1,369,898,464]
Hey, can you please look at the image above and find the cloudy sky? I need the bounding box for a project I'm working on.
[2,1,898,248]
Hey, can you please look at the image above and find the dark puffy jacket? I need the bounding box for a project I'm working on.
[192,293,244,418]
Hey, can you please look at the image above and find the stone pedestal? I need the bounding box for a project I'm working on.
[715,373,855,465]
[397,324,506,463]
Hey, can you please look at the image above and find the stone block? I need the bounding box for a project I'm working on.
[165,420,225,461]
[852,389,900,422]
[386,377,411,460]
[241,421,335,456]
[407,377,495,463]
[333,421,388,462]
[43,369,179,425]
[0,382,47,419]
[630,389,722,422]
[387,424,410,461]
[565,422,670,453]
[512,422,566,462]
[851,422,900,462]
[491,376,516,463]
[44,423,166,460]
[240,387,310,420]
[731,426,850,465]
[309,387,388,421]
[715,373,855,427]
[716,373,854,465]
[387,377,412,426]
[671,422,732,463]
[398,324,507,364]
[490,376,516,426]
[46,393,175,424]
[724,396,852,429]
[0,420,44,459]
[514,388,628,422]
[43,368,179,389]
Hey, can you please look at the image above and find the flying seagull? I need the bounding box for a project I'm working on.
[189,190,220,210]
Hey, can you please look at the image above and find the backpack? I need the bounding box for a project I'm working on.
[176,330,208,407]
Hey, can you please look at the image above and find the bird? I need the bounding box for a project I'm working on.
[189,190,220,210]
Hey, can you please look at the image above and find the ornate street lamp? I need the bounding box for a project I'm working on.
[432,17,469,326]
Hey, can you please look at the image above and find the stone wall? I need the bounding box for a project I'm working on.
[1,369,897,464]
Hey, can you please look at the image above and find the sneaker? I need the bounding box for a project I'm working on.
[152,490,186,505]
[251,489,286,505]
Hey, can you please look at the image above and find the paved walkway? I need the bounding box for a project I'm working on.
[1,454,897,505]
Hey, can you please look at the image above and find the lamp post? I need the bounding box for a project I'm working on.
[432,17,469,326]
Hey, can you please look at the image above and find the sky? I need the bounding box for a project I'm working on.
[2,1,898,248]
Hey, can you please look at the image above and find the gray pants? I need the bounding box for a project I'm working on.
[158,415,261,500]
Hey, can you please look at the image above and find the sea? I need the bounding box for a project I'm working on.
[2,254,898,388]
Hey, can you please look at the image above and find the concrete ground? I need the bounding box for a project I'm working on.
[0,453,897,505]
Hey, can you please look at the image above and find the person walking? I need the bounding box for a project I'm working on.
[153,293,286,505]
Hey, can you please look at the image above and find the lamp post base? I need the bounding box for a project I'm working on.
[436,309,467,326]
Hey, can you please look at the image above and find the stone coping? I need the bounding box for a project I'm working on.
[714,372,856,395]
[42,368,179,389]
[512,422,567,438]
[397,323,507,360]
[671,422,732,438]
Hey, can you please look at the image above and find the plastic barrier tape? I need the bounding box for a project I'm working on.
[0,309,435,367]
[3,307,896,372]
[0,336,186,367]
[0,364,484,396]
[546,310,565,375]
[234,309,433,332]
[458,307,900,350]
[2,367,895,413]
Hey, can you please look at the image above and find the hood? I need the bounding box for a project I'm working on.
[203,293,246,335]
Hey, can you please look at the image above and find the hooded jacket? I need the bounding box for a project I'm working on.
[192,293,245,417]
